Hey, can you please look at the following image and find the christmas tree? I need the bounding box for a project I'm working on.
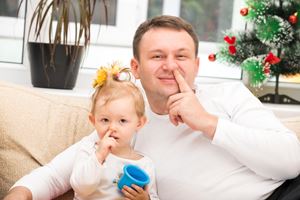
[210,0,300,104]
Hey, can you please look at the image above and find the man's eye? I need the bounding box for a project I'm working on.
[177,55,186,60]
[152,55,163,59]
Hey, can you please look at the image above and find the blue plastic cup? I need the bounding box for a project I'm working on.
[118,164,150,190]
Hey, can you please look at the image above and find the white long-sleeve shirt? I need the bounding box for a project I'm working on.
[13,82,300,200]
[70,136,159,200]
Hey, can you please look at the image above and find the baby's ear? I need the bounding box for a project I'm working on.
[89,113,96,126]
[137,116,147,130]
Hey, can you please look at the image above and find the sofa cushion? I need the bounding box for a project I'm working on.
[0,81,94,199]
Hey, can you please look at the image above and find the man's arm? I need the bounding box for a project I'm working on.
[168,70,300,180]
[3,186,32,200]
[210,83,300,180]
[4,131,98,200]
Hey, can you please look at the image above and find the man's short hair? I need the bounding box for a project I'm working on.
[133,15,199,60]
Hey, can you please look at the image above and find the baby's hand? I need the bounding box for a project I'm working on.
[95,130,117,164]
[122,185,150,200]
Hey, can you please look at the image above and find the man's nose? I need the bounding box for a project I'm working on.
[162,56,178,71]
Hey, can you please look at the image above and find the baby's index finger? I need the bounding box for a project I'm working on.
[173,69,192,93]
[103,130,112,139]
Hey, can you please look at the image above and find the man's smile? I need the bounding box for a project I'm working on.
[158,76,176,83]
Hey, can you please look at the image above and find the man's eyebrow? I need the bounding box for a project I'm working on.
[148,48,190,53]
[148,49,163,53]
[177,48,190,52]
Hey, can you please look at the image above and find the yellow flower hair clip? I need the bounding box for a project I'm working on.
[92,63,131,88]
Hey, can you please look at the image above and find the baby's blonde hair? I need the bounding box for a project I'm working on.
[90,73,145,118]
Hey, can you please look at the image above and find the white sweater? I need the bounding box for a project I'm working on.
[13,82,300,200]
[70,137,158,200]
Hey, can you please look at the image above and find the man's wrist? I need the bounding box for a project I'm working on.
[202,114,218,140]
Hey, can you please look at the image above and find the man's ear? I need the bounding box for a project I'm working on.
[195,56,200,74]
[89,113,96,126]
[130,58,140,79]
[136,116,147,131]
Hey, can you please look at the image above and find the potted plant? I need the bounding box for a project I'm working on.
[19,0,108,89]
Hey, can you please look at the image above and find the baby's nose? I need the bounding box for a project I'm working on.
[108,122,117,131]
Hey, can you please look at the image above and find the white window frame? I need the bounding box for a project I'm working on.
[0,0,25,38]
[89,0,148,46]
[0,0,26,63]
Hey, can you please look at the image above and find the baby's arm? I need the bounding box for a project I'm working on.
[8,132,98,200]
[70,141,105,197]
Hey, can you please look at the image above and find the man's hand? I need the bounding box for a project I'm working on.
[3,186,32,200]
[95,130,117,164]
[167,69,218,139]
[122,185,150,200]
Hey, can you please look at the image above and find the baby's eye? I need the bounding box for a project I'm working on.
[100,118,109,123]
[119,119,128,124]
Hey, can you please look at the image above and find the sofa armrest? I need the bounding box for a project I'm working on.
[280,117,300,140]
[0,81,94,199]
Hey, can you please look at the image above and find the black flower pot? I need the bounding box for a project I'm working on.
[27,42,85,89]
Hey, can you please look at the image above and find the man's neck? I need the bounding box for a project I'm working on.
[147,96,169,115]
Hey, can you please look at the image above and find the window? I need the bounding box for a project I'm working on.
[147,0,237,43]
[0,0,298,96]
[0,0,26,63]
[147,0,163,18]
[88,0,147,46]
[83,0,148,69]
[84,0,242,80]
[0,0,19,17]
[190,0,241,79]
[68,0,117,26]
[183,1,234,43]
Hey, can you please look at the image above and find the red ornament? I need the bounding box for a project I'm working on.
[224,35,237,55]
[264,52,281,65]
[240,8,248,16]
[224,36,236,45]
[289,14,298,24]
[262,52,281,76]
[208,54,216,62]
[228,46,237,55]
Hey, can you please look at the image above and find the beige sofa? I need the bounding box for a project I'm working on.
[0,80,300,199]
[0,81,94,199]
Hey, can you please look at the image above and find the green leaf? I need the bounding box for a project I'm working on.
[241,57,268,87]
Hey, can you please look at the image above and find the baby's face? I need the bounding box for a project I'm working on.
[92,96,142,147]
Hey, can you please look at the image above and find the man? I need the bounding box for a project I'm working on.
[5,15,300,200]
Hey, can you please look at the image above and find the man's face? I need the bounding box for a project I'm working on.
[131,28,199,100]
